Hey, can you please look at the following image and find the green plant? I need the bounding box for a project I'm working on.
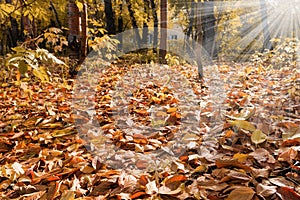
[5,46,67,82]
[88,35,119,60]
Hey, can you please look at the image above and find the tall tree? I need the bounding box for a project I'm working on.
[160,0,167,63]
[50,0,62,28]
[150,0,158,49]
[196,1,203,78]
[201,0,217,58]
[142,0,150,46]
[117,1,123,48]
[126,0,142,47]
[104,0,116,35]
[185,0,196,54]
[5,0,19,49]
[260,0,273,51]
[68,0,80,60]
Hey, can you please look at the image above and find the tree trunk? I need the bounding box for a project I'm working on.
[80,2,87,62]
[104,0,116,35]
[185,0,196,54]
[201,0,217,58]
[117,2,123,49]
[196,2,203,78]
[68,0,80,60]
[50,0,62,28]
[160,0,167,63]
[142,0,150,47]
[150,0,158,50]
[260,0,273,51]
[126,0,142,47]
[6,0,19,48]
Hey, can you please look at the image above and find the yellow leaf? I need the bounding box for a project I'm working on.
[134,109,148,116]
[75,1,83,12]
[233,153,249,163]
[228,120,256,131]
[251,129,267,145]
[152,96,161,104]
[167,107,178,113]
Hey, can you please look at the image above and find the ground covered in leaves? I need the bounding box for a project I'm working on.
[0,61,300,199]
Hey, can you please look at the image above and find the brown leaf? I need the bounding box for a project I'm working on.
[215,159,252,172]
[269,177,295,188]
[220,171,251,183]
[0,141,13,153]
[281,138,300,147]
[90,181,118,196]
[46,181,61,200]
[138,175,149,186]
[131,191,148,199]
[135,159,149,169]
[277,187,300,200]
[165,174,187,190]
[249,148,275,164]
[278,147,298,162]
[256,183,277,197]
[226,186,255,200]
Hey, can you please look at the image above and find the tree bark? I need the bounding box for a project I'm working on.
[150,0,158,50]
[260,0,273,51]
[142,0,150,46]
[196,2,203,78]
[21,15,33,41]
[185,0,196,54]
[50,0,62,28]
[117,2,123,49]
[160,0,167,63]
[5,0,19,48]
[201,0,217,58]
[104,0,116,35]
[126,0,142,47]
[68,0,80,60]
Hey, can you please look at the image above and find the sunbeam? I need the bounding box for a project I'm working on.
[171,0,300,63]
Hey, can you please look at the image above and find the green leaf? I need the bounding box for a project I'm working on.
[251,130,267,145]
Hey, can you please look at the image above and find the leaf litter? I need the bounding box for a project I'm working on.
[0,61,299,199]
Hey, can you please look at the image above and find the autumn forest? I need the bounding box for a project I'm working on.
[0,0,300,199]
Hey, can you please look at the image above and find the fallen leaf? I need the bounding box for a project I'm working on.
[131,191,148,199]
[145,180,158,195]
[216,159,252,172]
[256,183,277,197]
[278,147,298,162]
[165,174,187,190]
[277,187,300,200]
[228,120,256,131]
[251,129,267,144]
[226,186,255,200]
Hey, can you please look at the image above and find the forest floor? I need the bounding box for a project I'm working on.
[0,61,300,199]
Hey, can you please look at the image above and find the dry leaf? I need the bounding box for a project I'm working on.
[251,129,267,144]
[226,186,255,200]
